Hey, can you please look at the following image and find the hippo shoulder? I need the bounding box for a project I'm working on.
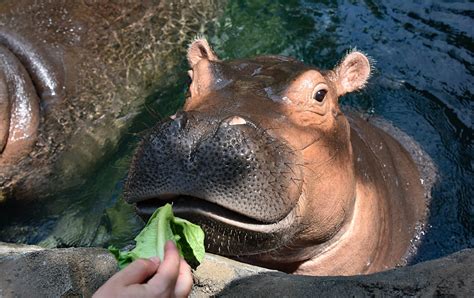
[347,111,436,203]
[346,111,435,261]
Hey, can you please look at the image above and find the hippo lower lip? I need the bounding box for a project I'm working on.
[0,28,64,106]
[137,196,264,224]
[0,28,65,164]
[134,194,300,256]
[136,195,297,234]
[0,44,40,164]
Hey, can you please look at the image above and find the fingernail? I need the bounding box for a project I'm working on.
[149,256,161,265]
[165,240,177,251]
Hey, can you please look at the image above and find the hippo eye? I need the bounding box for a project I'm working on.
[313,89,327,103]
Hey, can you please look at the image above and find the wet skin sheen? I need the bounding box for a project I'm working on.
[0,1,224,203]
[125,39,426,276]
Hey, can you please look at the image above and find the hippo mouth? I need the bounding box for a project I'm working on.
[0,45,39,164]
[137,194,296,228]
[137,196,266,226]
[0,28,63,165]
[134,194,300,256]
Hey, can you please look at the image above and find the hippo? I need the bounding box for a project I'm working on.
[124,39,426,275]
[0,1,225,204]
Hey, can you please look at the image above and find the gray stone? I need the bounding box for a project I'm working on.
[0,242,44,255]
[1,242,472,297]
[191,253,273,297]
[218,249,474,297]
[0,242,117,297]
[0,242,269,297]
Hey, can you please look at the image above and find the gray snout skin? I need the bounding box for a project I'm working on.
[125,110,300,223]
[124,110,303,256]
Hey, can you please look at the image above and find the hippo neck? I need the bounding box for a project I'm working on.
[294,113,425,275]
[291,181,385,275]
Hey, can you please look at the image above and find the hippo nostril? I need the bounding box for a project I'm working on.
[228,116,247,126]
[172,111,188,129]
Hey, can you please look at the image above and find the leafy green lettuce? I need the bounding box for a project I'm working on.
[109,203,205,269]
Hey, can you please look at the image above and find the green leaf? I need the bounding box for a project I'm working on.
[172,217,205,265]
[108,203,205,269]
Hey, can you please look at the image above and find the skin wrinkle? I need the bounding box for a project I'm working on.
[280,142,335,180]
[257,121,335,180]
[301,109,330,119]
[0,28,64,104]
[0,74,9,152]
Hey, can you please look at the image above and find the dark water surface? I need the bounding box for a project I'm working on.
[1,0,472,264]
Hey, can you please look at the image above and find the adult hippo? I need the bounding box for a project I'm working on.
[124,39,426,275]
[0,1,224,204]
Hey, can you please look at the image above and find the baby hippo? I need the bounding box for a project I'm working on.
[124,39,425,276]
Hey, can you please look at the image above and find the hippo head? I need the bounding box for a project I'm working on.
[124,39,371,272]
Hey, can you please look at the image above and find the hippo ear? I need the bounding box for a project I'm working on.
[187,38,219,68]
[334,51,371,96]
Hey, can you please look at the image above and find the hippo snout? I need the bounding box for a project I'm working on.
[124,111,303,223]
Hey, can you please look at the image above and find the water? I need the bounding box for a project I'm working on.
[0,0,472,264]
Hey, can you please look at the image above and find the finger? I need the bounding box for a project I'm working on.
[108,258,159,286]
[174,258,193,298]
[147,240,181,292]
[148,256,161,267]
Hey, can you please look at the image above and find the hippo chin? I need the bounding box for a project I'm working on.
[124,39,426,276]
[0,1,224,203]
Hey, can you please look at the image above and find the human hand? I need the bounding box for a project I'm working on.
[93,241,193,298]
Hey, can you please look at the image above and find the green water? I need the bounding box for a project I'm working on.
[1,0,472,264]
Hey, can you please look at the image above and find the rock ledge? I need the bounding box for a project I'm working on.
[0,242,472,297]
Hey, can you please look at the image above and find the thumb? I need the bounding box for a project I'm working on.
[109,258,159,286]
